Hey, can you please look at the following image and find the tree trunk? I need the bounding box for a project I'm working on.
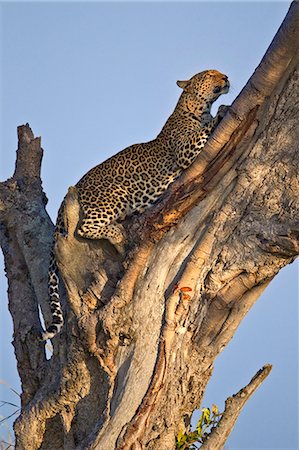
[0,2,298,449]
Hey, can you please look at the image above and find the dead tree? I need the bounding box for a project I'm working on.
[0,2,298,449]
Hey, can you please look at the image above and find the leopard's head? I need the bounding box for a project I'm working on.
[177,69,230,109]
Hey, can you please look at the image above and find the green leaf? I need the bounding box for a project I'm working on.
[196,417,202,435]
[177,430,184,442]
[186,431,198,443]
[212,404,218,416]
[176,431,187,448]
[202,407,211,425]
[177,403,222,449]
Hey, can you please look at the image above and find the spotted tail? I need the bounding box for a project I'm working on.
[41,249,64,340]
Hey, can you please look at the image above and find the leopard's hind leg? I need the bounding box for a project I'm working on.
[78,219,125,244]
[77,190,128,245]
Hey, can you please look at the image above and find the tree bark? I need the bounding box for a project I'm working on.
[1,2,298,449]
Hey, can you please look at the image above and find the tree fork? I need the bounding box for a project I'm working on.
[0,2,298,449]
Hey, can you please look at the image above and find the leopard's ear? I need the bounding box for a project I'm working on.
[176,79,190,90]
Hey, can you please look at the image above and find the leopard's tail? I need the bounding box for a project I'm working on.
[41,249,64,340]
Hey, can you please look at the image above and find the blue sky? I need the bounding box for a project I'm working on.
[0,2,298,448]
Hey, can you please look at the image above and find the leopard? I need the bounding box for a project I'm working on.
[42,69,230,341]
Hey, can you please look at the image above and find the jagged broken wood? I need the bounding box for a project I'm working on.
[200,364,272,450]
[0,2,298,449]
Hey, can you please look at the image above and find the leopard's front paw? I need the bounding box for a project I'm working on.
[216,105,229,121]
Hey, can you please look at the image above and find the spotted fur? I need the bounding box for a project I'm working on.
[41,69,229,340]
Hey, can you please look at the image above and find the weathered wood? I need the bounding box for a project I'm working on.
[200,365,273,450]
[0,2,298,449]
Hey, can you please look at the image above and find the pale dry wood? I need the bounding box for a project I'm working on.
[200,365,273,450]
